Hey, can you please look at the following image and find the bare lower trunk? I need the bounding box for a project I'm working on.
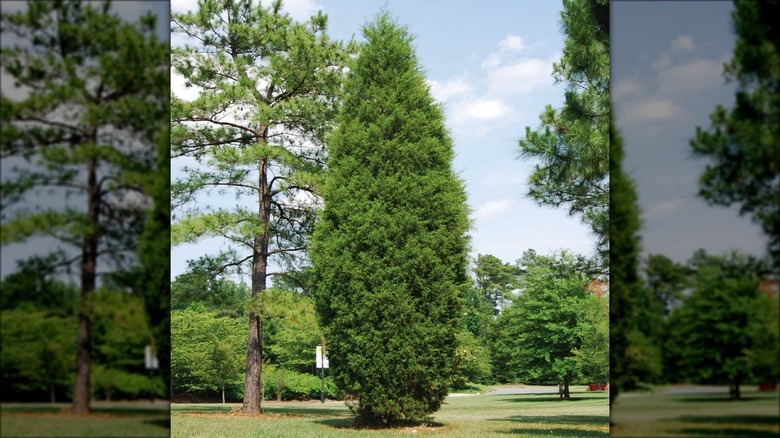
[50,385,55,404]
[243,156,269,414]
[222,383,226,404]
[730,382,741,400]
[560,374,571,400]
[73,154,99,414]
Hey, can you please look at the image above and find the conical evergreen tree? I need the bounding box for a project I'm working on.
[311,12,470,426]
[609,121,642,404]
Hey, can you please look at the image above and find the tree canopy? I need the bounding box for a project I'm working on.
[690,0,779,264]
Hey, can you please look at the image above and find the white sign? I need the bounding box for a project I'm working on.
[145,345,159,370]
[316,345,329,369]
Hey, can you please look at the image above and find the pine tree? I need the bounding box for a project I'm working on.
[690,0,779,264]
[310,12,470,426]
[170,0,350,413]
[1,1,168,413]
[518,0,610,266]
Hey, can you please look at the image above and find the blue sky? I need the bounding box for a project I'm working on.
[169,0,596,281]
[612,1,767,265]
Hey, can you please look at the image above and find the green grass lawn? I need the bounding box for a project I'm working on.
[0,400,170,437]
[610,385,780,437]
[171,386,609,437]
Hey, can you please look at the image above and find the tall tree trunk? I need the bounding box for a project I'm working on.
[73,153,99,414]
[50,384,55,404]
[563,374,571,400]
[243,156,269,414]
[222,383,225,404]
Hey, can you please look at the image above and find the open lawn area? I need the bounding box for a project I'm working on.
[611,385,780,437]
[171,385,609,437]
[0,400,170,437]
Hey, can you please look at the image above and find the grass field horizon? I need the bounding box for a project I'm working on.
[611,384,780,437]
[0,400,170,437]
[171,384,609,437]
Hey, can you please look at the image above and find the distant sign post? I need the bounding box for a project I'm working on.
[316,346,329,403]
[145,345,159,403]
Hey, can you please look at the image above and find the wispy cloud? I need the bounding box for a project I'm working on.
[485,57,556,95]
[612,78,644,102]
[628,98,682,123]
[474,199,516,221]
[645,199,683,221]
[427,78,473,103]
[670,34,695,52]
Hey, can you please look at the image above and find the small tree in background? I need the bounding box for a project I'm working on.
[492,250,591,399]
[665,251,775,399]
[311,12,470,426]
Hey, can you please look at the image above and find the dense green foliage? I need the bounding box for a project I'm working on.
[518,0,610,264]
[0,0,168,412]
[0,272,162,402]
[608,122,642,402]
[170,0,350,413]
[473,254,520,315]
[170,273,328,403]
[664,251,778,399]
[492,251,603,398]
[310,12,470,425]
[690,0,779,264]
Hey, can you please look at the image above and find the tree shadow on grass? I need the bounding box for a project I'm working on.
[674,428,779,437]
[264,406,351,417]
[500,427,608,437]
[676,415,779,426]
[675,396,766,403]
[502,395,591,403]
[143,418,171,429]
[313,417,445,431]
[491,414,609,426]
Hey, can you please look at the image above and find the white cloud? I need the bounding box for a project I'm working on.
[278,0,324,22]
[670,34,695,52]
[427,78,473,103]
[486,56,556,95]
[658,58,725,94]
[612,79,644,102]
[452,97,510,122]
[499,34,525,52]
[623,98,681,124]
[171,70,203,102]
[645,199,683,221]
[475,199,516,221]
[172,0,323,22]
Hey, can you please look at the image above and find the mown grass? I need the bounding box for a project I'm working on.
[611,385,780,437]
[171,387,609,437]
[0,401,170,437]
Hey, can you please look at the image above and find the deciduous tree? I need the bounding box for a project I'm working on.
[492,250,591,398]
